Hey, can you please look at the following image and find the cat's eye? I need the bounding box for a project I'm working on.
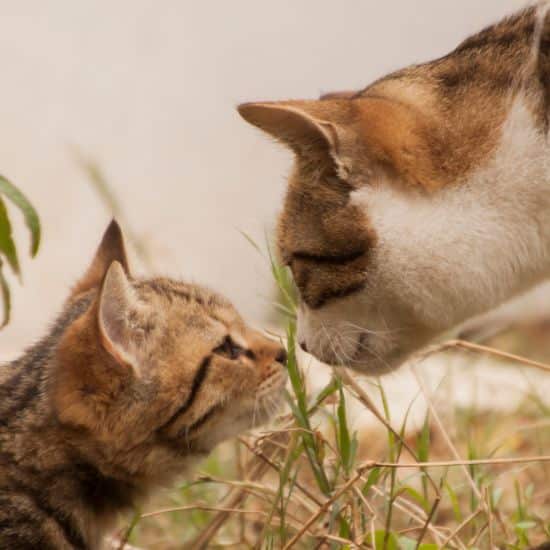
[214,336,246,360]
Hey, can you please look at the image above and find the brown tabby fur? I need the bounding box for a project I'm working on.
[238,5,550,310]
[0,221,287,549]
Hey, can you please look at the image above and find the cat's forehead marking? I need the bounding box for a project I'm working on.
[134,277,241,333]
[136,278,227,308]
[277,164,374,309]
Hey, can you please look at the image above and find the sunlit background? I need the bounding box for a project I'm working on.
[0,0,527,355]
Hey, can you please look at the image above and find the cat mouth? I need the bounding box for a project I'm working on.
[309,333,404,375]
[345,340,407,375]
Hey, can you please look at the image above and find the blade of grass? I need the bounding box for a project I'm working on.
[285,319,331,496]
[336,376,356,476]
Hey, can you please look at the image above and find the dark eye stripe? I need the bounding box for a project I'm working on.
[292,249,365,265]
[157,355,211,432]
[177,403,222,438]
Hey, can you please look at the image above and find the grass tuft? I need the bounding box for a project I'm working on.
[115,241,550,550]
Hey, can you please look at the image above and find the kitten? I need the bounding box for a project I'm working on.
[238,4,550,374]
[0,221,287,549]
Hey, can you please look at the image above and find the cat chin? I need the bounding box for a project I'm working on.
[193,395,285,450]
[315,345,409,376]
[343,348,410,376]
[297,299,438,376]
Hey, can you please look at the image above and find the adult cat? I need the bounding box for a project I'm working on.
[239,4,550,374]
[0,221,287,549]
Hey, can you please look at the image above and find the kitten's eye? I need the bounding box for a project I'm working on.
[214,336,246,360]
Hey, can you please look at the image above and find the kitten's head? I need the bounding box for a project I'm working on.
[238,69,529,374]
[52,221,287,480]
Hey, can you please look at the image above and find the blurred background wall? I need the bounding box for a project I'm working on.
[0,0,526,354]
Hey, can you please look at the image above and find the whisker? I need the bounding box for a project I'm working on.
[340,321,402,337]
[252,394,259,429]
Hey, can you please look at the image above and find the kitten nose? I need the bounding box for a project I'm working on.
[299,340,308,353]
[276,347,288,367]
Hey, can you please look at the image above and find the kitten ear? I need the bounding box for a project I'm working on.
[73,220,130,296]
[98,261,139,372]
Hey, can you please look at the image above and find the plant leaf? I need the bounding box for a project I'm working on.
[363,467,382,496]
[0,175,40,256]
[0,260,11,327]
[367,530,399,550]
[0,197,20,275]
[336,377,355,474]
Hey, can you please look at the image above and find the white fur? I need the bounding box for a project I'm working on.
[298,95,550,374]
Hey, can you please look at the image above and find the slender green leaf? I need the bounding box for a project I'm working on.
[0,197,20,275]
[515,521,536,530]
[444,481,462,523]
[266,238,297,315]
[285,393,330,495]
[401,486,429,512]
[367,530,399,550]
[0,175,40,256]
[0,261,10,327]
[398,536,416,550]
[363,467,382,496]
[308,377,339,415]
[285,320,331,495]
[338,514,352,540]
[237,229,265,257]
[336,377,353,474]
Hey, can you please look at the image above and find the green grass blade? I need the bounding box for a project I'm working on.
[336,376,356,475]
[285,319,331,495]
[444,480,462,523]
[266,238,297,315]
[363,467,382,496]
[285,393,331,495]
[417,413,431,508]
[309,377,339,414]
[237,229,265,258]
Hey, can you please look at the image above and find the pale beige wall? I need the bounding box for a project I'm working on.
[0,0,524,354]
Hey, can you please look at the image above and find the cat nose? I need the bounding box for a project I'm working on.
[276,348,287,367]
[299,340,308,353]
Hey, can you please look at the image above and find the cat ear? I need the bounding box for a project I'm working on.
[237,99,364,180]
[237,100,346,158]
[238,97,446,190]
[73,220,130,296]
[98,261,139,372]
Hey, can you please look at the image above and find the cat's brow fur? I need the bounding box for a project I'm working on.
[238,5,550,373]
[0,221,286,549]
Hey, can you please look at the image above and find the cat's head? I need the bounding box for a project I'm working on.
[52,221,287,479]
[238,82,534,374]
